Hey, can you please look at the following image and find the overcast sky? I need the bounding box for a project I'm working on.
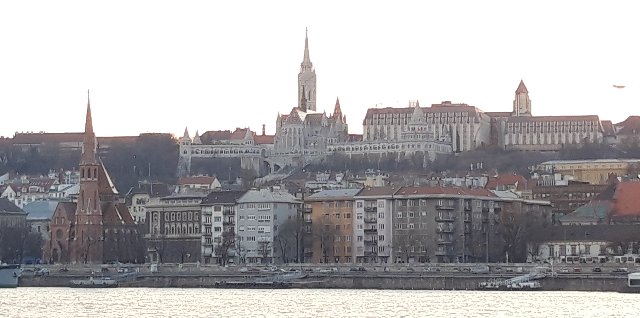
[1,1,638,138]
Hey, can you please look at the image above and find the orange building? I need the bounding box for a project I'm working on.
[305,189,360,263]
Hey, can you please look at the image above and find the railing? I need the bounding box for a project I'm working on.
[435,215,455,222]
[464,206,472,211]
[223,221,234,226]
[437,238,454,244]
[364,228,378,234]
[364,240,378,246]
[364,251,377,256]
[364,207,377,212]
[436,227,453,233]
[364,218,377,223]
[436,204,455,210]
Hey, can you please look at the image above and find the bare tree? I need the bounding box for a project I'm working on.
[258,241,272,264]
[275,219,304,263]
[312,223,338,263]
[215,230,236,265]
[393,228,423,263]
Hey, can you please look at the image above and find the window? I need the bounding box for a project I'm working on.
[397,212,402,218]
[239,226,245,231]
[357,202,363,208]
[214,227,222,232]
[214,216,221,222]
[408,223,414,229]
[357,224,363,230]
[345,213,351,219]
[408,212,414,218]
[248,215,256,220]
[378,235,385,241]
[378,224,385,230]
[357,236,363,241]
[214,206,222,212]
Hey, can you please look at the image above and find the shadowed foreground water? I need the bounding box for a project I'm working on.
[0,288,636,318]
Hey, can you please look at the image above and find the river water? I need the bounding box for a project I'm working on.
[0,288,636,317]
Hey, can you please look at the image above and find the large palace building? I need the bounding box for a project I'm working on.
[175,32,625,177]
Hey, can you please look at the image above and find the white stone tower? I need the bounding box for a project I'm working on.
[298,28,316,112]
[513,80,532,116]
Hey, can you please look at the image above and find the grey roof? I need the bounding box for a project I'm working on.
[23,201,60,220]
[201,191,247,205]
[307,189,361,201]
[238,189,301,204]
[0,198,24,213]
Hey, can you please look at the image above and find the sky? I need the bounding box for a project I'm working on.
[1,1,639,138]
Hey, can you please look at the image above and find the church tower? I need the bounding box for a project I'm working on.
[177,127,192,178]
[72,91,105,263]
[298,28,316,112]
[513,80,532,116]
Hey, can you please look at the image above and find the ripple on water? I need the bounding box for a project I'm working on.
[0,288,637,318]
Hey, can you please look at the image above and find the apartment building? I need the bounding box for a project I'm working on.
[305,189,359,263]
[353,187,396,263]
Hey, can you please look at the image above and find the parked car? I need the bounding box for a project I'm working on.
[592,267,602,273]
[34,268,50,276]
[349,267,366,272]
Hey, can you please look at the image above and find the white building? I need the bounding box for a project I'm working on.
[236,188,302,264]
[353,187,396,263]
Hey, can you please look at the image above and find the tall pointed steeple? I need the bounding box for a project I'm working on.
[183,127,190,139]
[81,90,98,165]
[298,28,316,112]
[301,27,312,69]
[515,79,528,94]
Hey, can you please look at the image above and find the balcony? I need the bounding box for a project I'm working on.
[223,211,234,216]
[436,204,455,210]
[364,251,377,256]
[463,215,472,223]
[437,238,454,245]
[364,218,377,223]
[464,205,472,211]
[364,228,378,234]
[364,207,377,212]
[223,221,234,226]
[482,207,490,213]
[435,249,452,256]
[435,215,455,222]
[364,240,378,246]
[436,227,453,233]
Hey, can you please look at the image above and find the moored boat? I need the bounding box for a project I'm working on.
[70,276,118,288]
[0,264,22,288]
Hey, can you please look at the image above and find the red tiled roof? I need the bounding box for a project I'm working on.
[230,128,250,140]
[11,133,138,145]
[254,134,274,145]
[395,186,497,197]
[485,174,529,191]
[177,176,217,185]
[616,116,640,135]
[611,182,640,217]
[305,113,324,125]
[200,130,232,144]
[12,133,84,144]
[601,120,616,137]
[507,115,600,123]
[355,187,399,197]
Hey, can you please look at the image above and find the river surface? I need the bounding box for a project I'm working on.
[0,288,637,317]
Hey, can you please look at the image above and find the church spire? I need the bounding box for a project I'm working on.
[515,79,528,94]
[81,90,97,164]
[302,27,311,66]
[333,97,342,116]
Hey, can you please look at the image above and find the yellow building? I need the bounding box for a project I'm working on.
[305,189,360,263]
[535,159,640,185]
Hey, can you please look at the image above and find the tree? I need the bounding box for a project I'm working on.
[0,225,43,263]
[215,231,236,266]
[392,228,423,263]
[274,219,304,263]
[312,222,337,263]
[258,241,272,264]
